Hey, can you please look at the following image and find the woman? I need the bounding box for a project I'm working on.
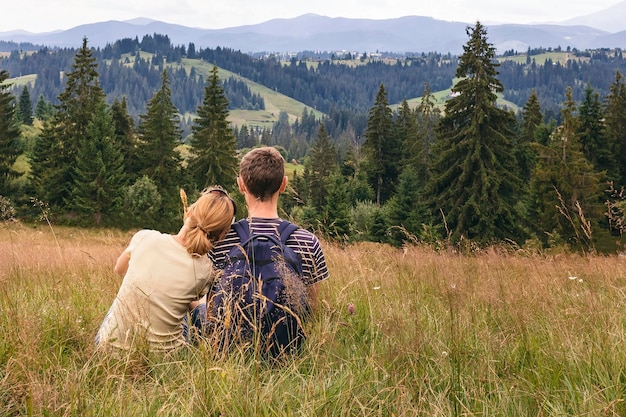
[95,187,236,352]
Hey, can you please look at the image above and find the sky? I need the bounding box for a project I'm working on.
[2,0,623,33]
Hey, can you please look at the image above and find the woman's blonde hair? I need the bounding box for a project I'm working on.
[183,189,235,256]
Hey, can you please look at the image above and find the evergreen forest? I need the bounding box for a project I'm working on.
[1,24,625,252]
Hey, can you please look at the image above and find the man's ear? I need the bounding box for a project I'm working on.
[237,176,246,193]
[279,176,288,193]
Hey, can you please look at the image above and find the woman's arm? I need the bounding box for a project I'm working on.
[114,251,130,276]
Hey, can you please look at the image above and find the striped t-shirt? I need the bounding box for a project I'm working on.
[208,217,329,286]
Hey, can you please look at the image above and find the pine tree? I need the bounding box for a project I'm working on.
[0,70,21,196]
[529,87,604,247]
[322,174,351,240]
[236,124,257,149]
[188,65,238,191]
[70,102,126,225]
[413,82,440,182]
[363,84,398,205]
[135,69,183,228]
[35,94,54,121]
[305,124,337,212]
[30,122,66,206]
[386,165,427,246]
[578,85,616,181]
[395,99,417,167]
[110,97,138,180]
[517,89,543,184]
[18,86,33,125]
[31,37,105,209]
[428,22,524,245]
[604,71,626,187]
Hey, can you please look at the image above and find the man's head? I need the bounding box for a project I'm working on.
[238,147,286,202]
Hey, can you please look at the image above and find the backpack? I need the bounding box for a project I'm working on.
[212,219,309,357]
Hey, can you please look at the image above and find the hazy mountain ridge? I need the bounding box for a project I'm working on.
[1,9,625,54]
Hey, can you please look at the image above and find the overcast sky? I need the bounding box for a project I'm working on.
[2,0,623,33]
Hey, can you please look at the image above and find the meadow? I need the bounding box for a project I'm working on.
[1,222,625,416]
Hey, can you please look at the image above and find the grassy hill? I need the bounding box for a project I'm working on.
[391,77,520,114]
[498,51,589,66]
[4,54,520,126]
[1,224,624,415]
[178,58,326,129]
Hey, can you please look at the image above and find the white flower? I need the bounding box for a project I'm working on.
[373,286,381,290]
[568,276,577,280]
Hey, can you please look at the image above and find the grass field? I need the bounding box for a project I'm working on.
[180,58,325,129]
[498,51,587,66]
[1,221,625,416]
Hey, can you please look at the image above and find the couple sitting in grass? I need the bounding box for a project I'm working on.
[95,147,329,354]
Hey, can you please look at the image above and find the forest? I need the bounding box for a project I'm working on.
[1,24,625,252]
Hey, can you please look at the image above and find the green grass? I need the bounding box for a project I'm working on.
[392,77,520,113]
[498,51,588,66]
[1,73,37,88]
[180,58,325,129]
[1,223,625,416]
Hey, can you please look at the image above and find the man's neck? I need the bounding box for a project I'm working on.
[245,196,279,219]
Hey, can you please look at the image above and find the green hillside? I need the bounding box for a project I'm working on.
[180,58,325,129]
[391,77,519,114]
[4,54,519,125]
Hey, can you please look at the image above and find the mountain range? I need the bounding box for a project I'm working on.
[1,4,626,54]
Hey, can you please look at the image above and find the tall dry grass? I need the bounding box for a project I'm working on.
[1,223,625,416]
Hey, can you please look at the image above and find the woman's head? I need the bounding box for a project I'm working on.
[184,188,236,256]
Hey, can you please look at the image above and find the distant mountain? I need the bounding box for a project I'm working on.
[1,12,625,54]
[564,1,626,33]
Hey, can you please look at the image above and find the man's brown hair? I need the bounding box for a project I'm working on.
[239,147,285,201]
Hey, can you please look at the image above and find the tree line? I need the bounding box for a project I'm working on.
[1,25,625,252]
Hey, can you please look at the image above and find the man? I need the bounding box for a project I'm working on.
[208,146,329,353]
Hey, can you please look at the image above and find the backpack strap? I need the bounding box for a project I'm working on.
[277,220,299,244]
[234,219,298,243]
[232,219,250,243]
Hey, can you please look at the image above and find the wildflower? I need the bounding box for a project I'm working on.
[568,276,577,280]
[348,303,355,315]
[373,286,381,290]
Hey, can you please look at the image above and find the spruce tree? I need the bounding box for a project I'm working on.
[322,174,351,240]
[18,86,33,125]
[236,124,257,149]
[386,165,426,246]
[305,124,338,212]
[578,85,616,181]
[70,102,126,225]
[0,70,21,196]
[188,65,238,191]
[428,22,524,245]
[30,122,66,206]
[35,94,54,121]
[529,87,604,247]
[363,84,398,205]
[395,99,418,172]
[413,82,440,182]
[518,89,543,183]
[111,97,138,180]
[135,69,183,229]
[604,71,626,187]
[31,37,105,209]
